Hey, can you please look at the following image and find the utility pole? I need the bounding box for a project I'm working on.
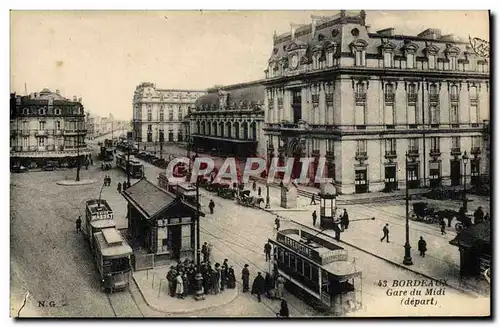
[403,151,413,266]
[76,134,81,182]
[194,176,205,301]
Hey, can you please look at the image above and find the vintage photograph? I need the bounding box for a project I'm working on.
[9,10,491,318]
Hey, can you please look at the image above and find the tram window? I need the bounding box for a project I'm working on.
[284,251,290,267]
[322,271,329,284]
[103,257,129,273]
[312,267,319,283]
[278,248,284,263]
[303,262,311,279]
[296,258,304,275]
[290,255,296,270]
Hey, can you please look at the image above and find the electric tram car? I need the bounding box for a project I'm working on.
[84,199,133,292]
[116,153,144,179]
[269,228,363,316]
[157,172,197,205]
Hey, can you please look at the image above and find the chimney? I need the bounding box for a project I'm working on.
[417,28,442,40]
[56,89,60,95]
[377,28,395,36]
[78,97,82,103]
[73,96,77,102]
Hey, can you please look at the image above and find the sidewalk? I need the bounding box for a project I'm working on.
[133,266,239,314]
[253,180,490,297]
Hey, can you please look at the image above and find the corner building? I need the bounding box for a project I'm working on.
[132,83,205,146]
[263,10,489,194]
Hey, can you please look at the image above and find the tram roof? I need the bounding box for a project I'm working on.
[86,199,112,213]
[94,229,133,258]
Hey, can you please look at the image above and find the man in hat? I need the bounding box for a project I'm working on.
[251,272,266,302]
[380,223,390,243]
[241,264,250,292]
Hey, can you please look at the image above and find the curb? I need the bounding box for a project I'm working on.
[56,179,97,186]
[257,204,481,298]
[132,273,239,314]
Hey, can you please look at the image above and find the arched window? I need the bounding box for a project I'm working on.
[219,122,224,137]
[226,122,232,138]
[242,122,249,140]
[251,122,257,141]
[234,122,240,139]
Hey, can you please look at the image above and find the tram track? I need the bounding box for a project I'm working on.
[105,286,145,317]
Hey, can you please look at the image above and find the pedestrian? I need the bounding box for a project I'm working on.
[117,182,122,193]
[251,272,266,302]
[265,272,275,299]
[310,194,317,205]
[241,264,250,292]
[277,299,290,318]
[418,236,427,257]
[253,181,257,192]
[175,273,184,299]
[209,199,215,215]
[202,242,209,262]
[380,223,390,243]
[214,263,222,294]
[474,206,484,224]
[440,219,447,235]
[108,175,112,185]
[333,222,341,241]
[264,241,272,262]
[75,216,82,233]
[221,259,229,291]
[182,272,189,297]
[484,213,490,221]
[275,274,285,299]
[342,209,350,230]
[258,186,262,197]
[275,217,280,232]
[227,266,236,289]
[458,205,466,227]
[312,210,317,226]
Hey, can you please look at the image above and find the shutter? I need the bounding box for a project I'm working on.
[181,224,191,250]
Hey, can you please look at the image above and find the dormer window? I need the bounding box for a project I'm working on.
[350,39,368,67]
[407,53,415,69]
[355,50,365,66]
[384,52,393,68]
[402,41,418,70]
[428,55,436,69]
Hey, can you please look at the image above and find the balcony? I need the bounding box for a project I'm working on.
[450,94,459,102]
[471,147,481,155]
[35,129,47,136]
[384,151,397,159]
[384,93,395,103]
[429,94,439,103]
[355,93,366,104]
[408,149,419,157]
[429,149,441,156]
[407,93,417,103]
[326,151,335,160]
[312,94,320,104]
[355,151,367,160]
[451,147,461,155]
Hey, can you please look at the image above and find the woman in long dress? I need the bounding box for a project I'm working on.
[175,274,184,299]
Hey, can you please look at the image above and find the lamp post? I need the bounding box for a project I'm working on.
[462,151,469,212]
[265,182,270,209]
[194,176,205,301]
[75,134,81,182]
[403,151,413,266]
[126,145,131,185]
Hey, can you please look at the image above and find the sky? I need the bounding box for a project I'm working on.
[10,10,489,121]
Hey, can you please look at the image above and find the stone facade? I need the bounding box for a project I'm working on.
[132,82,205,145]
[10,89,90,166]
[263,10,490,194]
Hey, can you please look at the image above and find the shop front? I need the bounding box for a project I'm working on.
[450,159,462,186]
[354,167,368,194]
[384,165,397,192]
[428,161,442,188]
[407,162,420,189]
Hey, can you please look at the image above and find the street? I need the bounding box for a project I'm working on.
[10,136,489,317]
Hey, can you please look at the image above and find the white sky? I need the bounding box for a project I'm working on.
[10,10,489,120]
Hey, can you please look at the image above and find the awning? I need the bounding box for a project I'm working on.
[10,148,92,158]
[191,135,257,144]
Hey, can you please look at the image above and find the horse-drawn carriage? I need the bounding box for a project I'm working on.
[101,162,112,170]
[217,185,236,200]
[237,190,264,208]
[410,201,471,232]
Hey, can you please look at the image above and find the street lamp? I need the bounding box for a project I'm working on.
[265,182,270,209]
[194,176,205,301]
[403,151,413,266]
[462,151,469,212]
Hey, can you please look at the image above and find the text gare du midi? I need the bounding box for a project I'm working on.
[380,279,448,307]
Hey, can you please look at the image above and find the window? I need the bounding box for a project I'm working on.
[429,84,438,96]
[23,136,29,147]
[385,139,396,154]
[428,55,436,69]
[450,103,459,124]
[39,121,45,130]
[471,136,481,151]
[147,124,152,131]
[384,52,393,68]
[168,107,174,121]
[450,56,457,70]
[38,137,45,146]
[55,121,61,130]
[147,107,152,121]
[407,53,415,69]
[355,50,365,66]
[450,85,459,101]
[160,108,164,121]
[429,105,439,124]
[470,86,478,100]
[452,136,460,150]
[326,139,334,153]
[409,139,419,153]
[356,83,366,96]
[470,105,478,124]
[431,137,440,152]
[296,257,303,275]
[356,140,367,155]
[23,121,28,130]
[55,109,61,115]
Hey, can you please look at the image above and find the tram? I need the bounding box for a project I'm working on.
[116,153,144,178]
[158,172,197,205]
[269,228,362,316]
[93,227,133,292]
[84,199,133,292]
